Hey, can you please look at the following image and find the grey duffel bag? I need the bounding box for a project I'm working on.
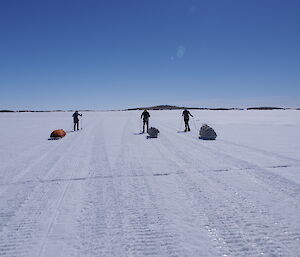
[199,124,217,140]
[147,127,160,138]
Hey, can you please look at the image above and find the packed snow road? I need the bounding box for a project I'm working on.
[0,110,299,257]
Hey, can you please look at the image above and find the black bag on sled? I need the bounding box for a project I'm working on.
[199,124,217,140]
[147,127,160,138]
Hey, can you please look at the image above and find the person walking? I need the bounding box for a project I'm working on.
[182,109,193,132]
[72,110,82,131]
[140,109,150,133]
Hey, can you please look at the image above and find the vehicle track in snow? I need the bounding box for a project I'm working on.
[0,131,77,197]
[218,139,300,164]
[109,114,187,257]
[36,123,104,256]
[75,119,126,256]
[155,122,300,256]
[159,121,300,210]
[162,119,300,167]
[0,125,95,256]
[0,127,89,183]
[0,131,86,235]
[127,138,222,255]
[159,122,300,201]
[75,114,187,257]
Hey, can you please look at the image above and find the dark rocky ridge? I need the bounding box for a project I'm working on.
[126,105,241,111]
[246,107,285,110]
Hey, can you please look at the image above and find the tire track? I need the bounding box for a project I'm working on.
[111,117,188,257]
[155,125,300,256]
[0,125,95,256]
[161,119,300,167]
[219,139,300,164]
[0,131,77,186]
[0,132,85,234]
[76,119,127,256]
[159,122,300,200]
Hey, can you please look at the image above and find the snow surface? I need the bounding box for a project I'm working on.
[0,110,299,257]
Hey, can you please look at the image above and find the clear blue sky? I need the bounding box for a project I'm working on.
[0,0,299,110]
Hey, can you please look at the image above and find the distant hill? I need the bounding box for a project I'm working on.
[126,105,188,110]
[209,108,243,111]
[126,105,242,111]
[2,106,296,113]
[247,107,284,110]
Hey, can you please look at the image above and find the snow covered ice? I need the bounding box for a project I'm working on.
[0,110,299,257]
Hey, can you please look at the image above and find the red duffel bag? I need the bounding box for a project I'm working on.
[50,129,66,139]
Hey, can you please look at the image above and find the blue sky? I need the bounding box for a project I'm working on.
[0,0,299,110]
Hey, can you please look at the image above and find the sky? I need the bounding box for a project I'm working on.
[0,0,299,110]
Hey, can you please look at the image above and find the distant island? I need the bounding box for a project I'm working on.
[246,107,285,110]
[125,105,294,111]
[0,106,298,113]
[125,105,242,111]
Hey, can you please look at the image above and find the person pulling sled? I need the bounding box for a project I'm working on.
[72,110,82,131]
[140,109,150,133]
[182,109,193,132]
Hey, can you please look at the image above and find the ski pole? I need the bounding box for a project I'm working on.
[192,117,198,131]
[179,117,183,131]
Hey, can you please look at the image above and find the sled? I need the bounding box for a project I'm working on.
[199,124,217,140]
[147,135,158,139]
[147,127,160,139]
[49,129,66,140]
[48,137,63,140]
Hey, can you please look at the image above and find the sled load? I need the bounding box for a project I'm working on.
[49,129,66,140]
[147,127,160,139]
[199,124,217,140]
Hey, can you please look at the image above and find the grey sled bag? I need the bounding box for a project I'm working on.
[199,124,217,140]
[147,127,160,138]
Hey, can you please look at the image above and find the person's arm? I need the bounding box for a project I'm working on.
[190,112,194,117]
[141,113,143,119]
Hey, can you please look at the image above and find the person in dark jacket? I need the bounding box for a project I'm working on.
[72,110,82,131]
[140,109,150,133]
[182,109,193,132]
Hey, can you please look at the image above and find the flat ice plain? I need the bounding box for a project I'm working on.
[0,110,299,257]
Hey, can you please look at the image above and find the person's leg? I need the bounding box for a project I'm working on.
[186,119,190,131]
[74,123,76,131]
[146,120,149,132]
[143,120,145,133]
[184,119,188,132]
[77,121,79,130]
